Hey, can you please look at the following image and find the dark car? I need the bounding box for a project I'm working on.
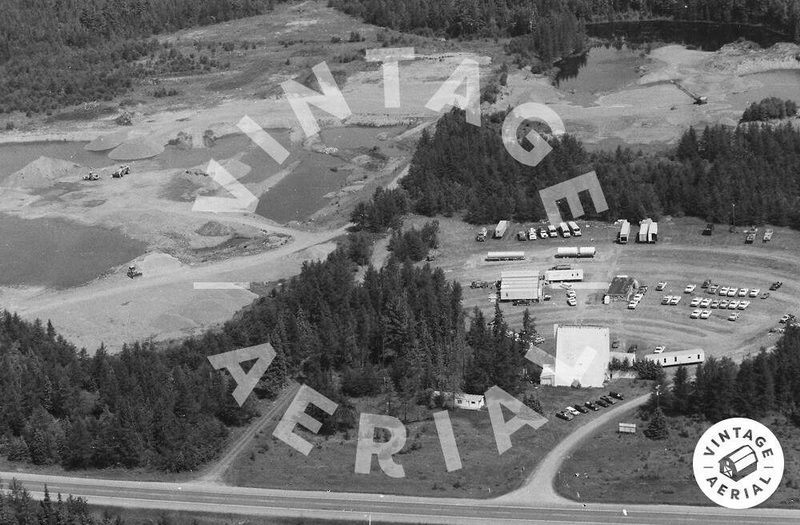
[609,392,624,400]
[761,292,770,299]
[600,395,616,405]
[770,281,783,290]
[595,398,609,408]
[572,404,589,414]
[584,401,599,411]
[555,411,574,421]
[701,279,712,289]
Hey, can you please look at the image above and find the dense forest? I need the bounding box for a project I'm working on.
[741,97,798,123]
[0,482,120,525]
[401,108,800,228]
[643,326,800,425]
[0,0,283,114]
[0,310,258,472]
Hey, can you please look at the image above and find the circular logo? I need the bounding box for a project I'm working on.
[693,417,784,509]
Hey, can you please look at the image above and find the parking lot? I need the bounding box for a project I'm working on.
[399,215,800,363]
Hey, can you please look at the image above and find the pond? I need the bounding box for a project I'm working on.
[585,20,790,51]
[555,44,649,104]
[0,214,147,289]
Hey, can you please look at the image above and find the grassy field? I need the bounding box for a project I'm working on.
[224,380,650,498]
[555,412,800,508]
[93,505,383,525]
[398,214,800,363]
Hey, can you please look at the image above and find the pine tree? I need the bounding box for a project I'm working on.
[644,407,669,440]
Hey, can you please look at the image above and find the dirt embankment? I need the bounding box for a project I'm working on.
[706,41,800,75]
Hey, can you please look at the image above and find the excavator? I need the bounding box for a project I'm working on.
[670,80,707,105]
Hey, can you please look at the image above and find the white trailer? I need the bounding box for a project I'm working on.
[644,348,705,367]
[618,220,630,244]
[578,247,596,258]
[647,222,658,243]
[555,247,579,258]
[544,268,584,282]
[486,251,525,261]
[568,221,582,237]
[494,220,509,239]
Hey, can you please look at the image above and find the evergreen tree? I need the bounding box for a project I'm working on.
[644,406,669,440]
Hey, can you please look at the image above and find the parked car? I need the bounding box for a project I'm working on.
[654,345,666,354]
[690,297,701,307]
[669,296,680,305]
[661,296,671,305]
[708,284,719,294]
[609,392,624,400]
[595,399,609,408]
[573,404,589,414]
[700,310,711,319]
[770,282,783,290]
[568,297,577,307]
[556,411,574,421]
[710,300,720,309]
[761,292,770,299]
[690,309,702,319]
[656,281,667,291]
[584,402,599,411]
[737,301,750,310]
[700,298,711,308]
[738,288,748,297]
[600,395,616,405]
[728,300,740,310]
[566,406,580,416]
[727,288,738,297]
[684,284,696,293]
[749,289,760,297]
[702,279,712,288]
[728,312,739,322]
[633,293,644,302]
[719,299,729,309]
[567,290,577,298]
[718,286,730,296]
[539,228,549,239]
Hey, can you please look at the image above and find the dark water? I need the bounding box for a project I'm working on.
[586,20,790,51]
[0,214,146,288]
[255,152,347,223]
[555,44,647,95]
[0,141,116,179]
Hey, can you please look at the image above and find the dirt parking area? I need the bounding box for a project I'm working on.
[403,215,800,363]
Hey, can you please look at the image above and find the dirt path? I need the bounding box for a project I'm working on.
[199,381,301,484]
[497,393,650,505]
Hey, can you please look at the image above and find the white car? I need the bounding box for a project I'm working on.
[566,406,580,416]
[690,309,702,319]
[700,310,711,319]
[669,296,681,305]
[567,297,577,307]
[727,288,738,297]
[684,284,696,293]
[661,295,671,305]
[718,286,729,296]
[567,290,577,298]
[700,298,712,308]
[528,228,537,240]
[628,301,638,309]
[690,297,701,307]
[710,300,720,309]
[728,313,739,322]
[728,300,739,309]
[633,293,644,302]
[749,289,760,297]
[656,282,667,291]
[738,288,748,297]
[654,346,666,354]
[738,300,750,310]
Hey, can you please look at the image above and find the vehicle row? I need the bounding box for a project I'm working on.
[555,392,624,421]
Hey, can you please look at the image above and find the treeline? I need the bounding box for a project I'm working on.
[0,483,115,525]
[329,0,587,68]
[741,97,798,123]
[649,327,800,423]
[401,109,800,228]
[0,0,282,114]
[0,311,259,472]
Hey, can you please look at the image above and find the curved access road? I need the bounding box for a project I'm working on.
[498,393,651,505]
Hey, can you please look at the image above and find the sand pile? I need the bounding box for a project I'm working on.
[196,221,235,237]
[3,156,83,188]
[85,130,129,151]
[109,137,165,160]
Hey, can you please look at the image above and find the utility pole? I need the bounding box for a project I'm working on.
[655,384,661,409]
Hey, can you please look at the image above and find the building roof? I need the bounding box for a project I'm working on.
[645,348,705,359]
[554,325,610,387]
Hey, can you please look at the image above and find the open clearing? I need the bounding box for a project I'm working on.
[224,380,649,498]
[556,413,800,508]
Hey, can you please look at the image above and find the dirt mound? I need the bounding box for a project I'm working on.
[85,130,129,151]
[108,137,164,160]
[195,221,235,237]
[3,156,83,188]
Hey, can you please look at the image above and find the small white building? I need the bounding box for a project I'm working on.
[433,391,485,411]
[644,348,705,367]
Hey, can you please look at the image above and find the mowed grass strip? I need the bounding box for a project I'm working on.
[556,413,800,508]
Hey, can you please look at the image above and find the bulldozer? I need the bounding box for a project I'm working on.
[112,164,131,178]
[82,170,100,181]
[126,265,142,278]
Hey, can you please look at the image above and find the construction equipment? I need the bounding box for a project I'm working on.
[126,265,142,278]
[112,164,131,178]
[670,80,707,105]
[83,170,100,181]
